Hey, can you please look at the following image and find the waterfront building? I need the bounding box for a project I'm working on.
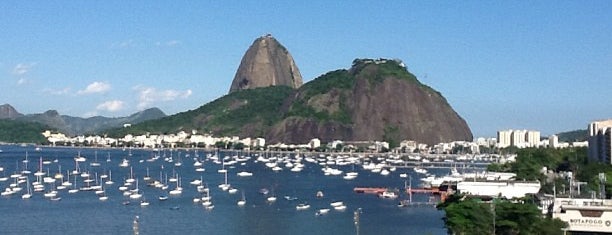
[456,180,540,199]
[254,138,266,148]
[588,120,612,164]
[551,197,612,233]
[309,138,321,149]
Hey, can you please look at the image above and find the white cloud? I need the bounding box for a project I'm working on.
[17,78,27,85]
[96,100,125,112]
[134,86,192,110]
[12,63,36,75]
[156,40,181,47]
[111,39,135,48]
[43,87,71,95]
[166,40,181,46]
[78,81,111,95]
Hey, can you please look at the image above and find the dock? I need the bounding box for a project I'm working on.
[407,188,440,194]
[353,187,387,194]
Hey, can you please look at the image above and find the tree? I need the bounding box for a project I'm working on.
[439,196,493,234]
[233,142,245,150]
[438,194,568,235]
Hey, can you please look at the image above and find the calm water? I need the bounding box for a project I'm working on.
[0,145,447,235]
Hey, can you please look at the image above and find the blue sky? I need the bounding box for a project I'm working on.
[1,1,611,138]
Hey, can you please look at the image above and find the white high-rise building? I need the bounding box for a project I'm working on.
[526,131,540,148]
[497,130,512,148]
[511,130,527,148]
[497,129,541,148]
[548,134,559,148]
[588,120,612,164]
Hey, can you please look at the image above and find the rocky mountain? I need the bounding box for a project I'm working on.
[0,104,24,119]
[113,58,472,146]
[268,58,473,145]
[229,34,303,93]
[6,107,167,136]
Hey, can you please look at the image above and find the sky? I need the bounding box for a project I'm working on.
[1,1,611,138]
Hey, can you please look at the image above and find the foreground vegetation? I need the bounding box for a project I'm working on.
[440,147,612,234]
[438,194,567,235]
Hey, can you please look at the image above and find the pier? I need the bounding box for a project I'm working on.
[353,187,387,194]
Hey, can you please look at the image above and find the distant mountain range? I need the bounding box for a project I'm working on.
[0,104,166,136]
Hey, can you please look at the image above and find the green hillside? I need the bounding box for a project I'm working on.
[0,119,50,144]
[106,85,294,137]
[556,129,587,142]
[285,69,354,124]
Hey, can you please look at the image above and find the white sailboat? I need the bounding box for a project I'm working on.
[140,197,150,206]
[119,158,129,168]
[169,175,182,195]
[197,181,209,193]
[143,167,151,181]
[68,173,79,194]
[202,189,213,210]
[126,167,135,183]
[21,151,31,175]
[296,203,310,210]
[237,191,246,206]
[34,157,45,176]
[129,179,142,199]
[90,151,101,167]
[98,185,109,201]
[75,151,87,162]
[218,171,230,191]
[105,170,114,185]
[21,178,32,199]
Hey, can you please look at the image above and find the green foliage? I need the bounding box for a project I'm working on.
[106,86,294,137]
[350,58,444,96]
[286,70,353,124]
[439,195,568,235]
[506,148,578,181]
[438,195,493,234]
[382,125,400,149]
[300,69,353,97]
[556,129,588,142]
[495,200,541,234]
[576,162,612,197]
[0,119,50,144]
[489,147,612,197]
[487,163,509,172]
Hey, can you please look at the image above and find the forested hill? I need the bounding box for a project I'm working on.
[0,119,51,144]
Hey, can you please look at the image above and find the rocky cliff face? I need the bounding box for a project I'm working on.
[0,104,23,119]
[267,59,473,145]
[229,34,303,93]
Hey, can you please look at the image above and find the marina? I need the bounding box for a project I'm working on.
[0,145,500,234]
